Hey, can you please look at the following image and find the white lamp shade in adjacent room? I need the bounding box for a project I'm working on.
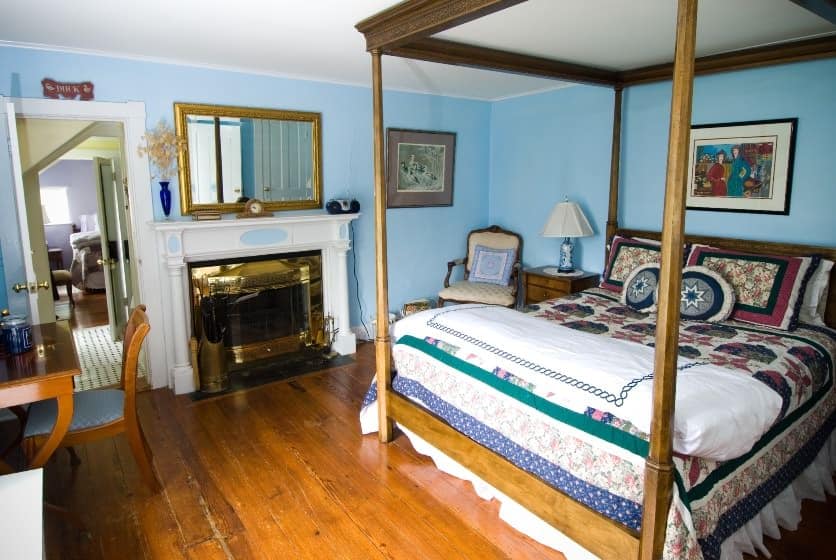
[541,201,594,238]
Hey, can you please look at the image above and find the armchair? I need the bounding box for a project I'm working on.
[438,225,523,308]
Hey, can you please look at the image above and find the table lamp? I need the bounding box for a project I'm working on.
[541,199,593,273]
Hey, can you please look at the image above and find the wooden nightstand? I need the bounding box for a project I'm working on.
[523,267,599,304]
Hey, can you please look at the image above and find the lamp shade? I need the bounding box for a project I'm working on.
[542,201,594,238]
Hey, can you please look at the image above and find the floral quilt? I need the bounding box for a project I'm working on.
[362,289,835,560]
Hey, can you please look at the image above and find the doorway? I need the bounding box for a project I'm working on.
[1,97,167,390]
[20,119,134,339]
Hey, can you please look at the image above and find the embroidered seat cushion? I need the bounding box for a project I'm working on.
[686,244,818,330]
[468,245,516,286]
[621,263,660,312]
[24,389,125,437]
[676,266,735,322]
[600,236,661,293]
[439,281,515,306]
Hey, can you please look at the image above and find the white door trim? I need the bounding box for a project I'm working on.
[6,97,168,389]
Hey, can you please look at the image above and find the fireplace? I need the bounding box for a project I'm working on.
[189,251,327,368]
[151,214,359,394]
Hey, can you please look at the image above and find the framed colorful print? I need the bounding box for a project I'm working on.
[386,128,456,208]
[686,118,797,215]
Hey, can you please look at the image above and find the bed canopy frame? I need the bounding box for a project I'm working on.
[355,2,836,558]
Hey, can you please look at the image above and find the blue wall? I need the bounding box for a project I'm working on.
[490,58,836,274]
[2,46,834,325]
[621,58,836,247]
[489,85,614,273]
[0,46,491,325]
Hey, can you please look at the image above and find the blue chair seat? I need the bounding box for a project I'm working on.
[23,390,125,438]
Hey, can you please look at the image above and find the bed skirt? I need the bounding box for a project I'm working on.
[361,404,836,560]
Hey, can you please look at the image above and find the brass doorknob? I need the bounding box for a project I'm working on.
[12,282,27,293]
[97,258,117,268]
[37,281,50,290]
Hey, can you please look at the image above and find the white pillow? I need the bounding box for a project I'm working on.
[799,259,833,326]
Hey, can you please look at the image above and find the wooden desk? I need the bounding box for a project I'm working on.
[0,322,77,469]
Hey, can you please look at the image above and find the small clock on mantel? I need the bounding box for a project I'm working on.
[236,198,274,219]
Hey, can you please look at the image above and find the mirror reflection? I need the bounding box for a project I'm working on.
[174,103,322,214]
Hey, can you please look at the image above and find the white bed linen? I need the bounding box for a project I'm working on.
[391,305,782,461]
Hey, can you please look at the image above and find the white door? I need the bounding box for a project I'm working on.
[2,102,53,323]
[93,157,131,338]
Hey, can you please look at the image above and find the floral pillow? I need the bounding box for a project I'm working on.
[468,245,516,285]
[600,236,661,293]
[686,244,819,330]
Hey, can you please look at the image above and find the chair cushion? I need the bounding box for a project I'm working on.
[51,269,72,283]
[468,245,515,285]
[439,281,515,306]
[23,389,124,438]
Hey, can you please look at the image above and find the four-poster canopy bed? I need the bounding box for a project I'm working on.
[355,2,836,559]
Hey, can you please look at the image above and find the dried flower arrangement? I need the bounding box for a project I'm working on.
[137,119,179,180]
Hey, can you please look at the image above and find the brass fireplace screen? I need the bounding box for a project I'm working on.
[189,251,325,366]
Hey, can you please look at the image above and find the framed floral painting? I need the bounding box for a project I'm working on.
[686,118,797,215]
[386,128,456,208]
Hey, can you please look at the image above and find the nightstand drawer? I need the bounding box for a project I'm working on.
[527,274,570,291]
[523,269,599,304]
[527,285,568,302]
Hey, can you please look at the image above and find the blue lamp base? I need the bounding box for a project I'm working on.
[558,237,575,273]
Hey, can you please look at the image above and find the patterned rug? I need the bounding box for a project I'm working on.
[72,325,146,391]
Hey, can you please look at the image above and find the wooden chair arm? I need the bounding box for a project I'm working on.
[444,258,466,288]
[510,262,522,295]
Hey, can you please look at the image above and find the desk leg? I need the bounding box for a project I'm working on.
[29,388,74,468]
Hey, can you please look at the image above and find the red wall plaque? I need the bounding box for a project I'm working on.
[42,78,95,100]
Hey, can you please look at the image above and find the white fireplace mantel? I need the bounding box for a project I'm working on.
[150,213,359,394]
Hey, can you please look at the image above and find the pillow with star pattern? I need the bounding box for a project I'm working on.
[621,263,660,312]
[674,266,736,322]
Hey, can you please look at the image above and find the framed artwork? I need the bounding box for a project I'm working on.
[686,118,797,215]
[386,128,456,208]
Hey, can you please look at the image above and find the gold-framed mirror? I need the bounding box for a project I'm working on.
[174,102,322,214]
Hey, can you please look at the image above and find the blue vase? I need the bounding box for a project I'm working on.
[159,181,172,217]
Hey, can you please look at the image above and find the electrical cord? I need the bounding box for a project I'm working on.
[350,221,371,340]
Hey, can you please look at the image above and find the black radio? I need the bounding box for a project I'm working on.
[326,199,360,214]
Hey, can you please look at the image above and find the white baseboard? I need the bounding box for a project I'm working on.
[352,324,373,341]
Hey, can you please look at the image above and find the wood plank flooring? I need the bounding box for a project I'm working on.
[35,342,835,559]
[64,290,108,329]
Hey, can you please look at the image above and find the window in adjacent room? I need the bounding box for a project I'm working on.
[40,186,71,224]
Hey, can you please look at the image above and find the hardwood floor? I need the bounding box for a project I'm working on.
[61,289,108,329]
[32,342,835,559]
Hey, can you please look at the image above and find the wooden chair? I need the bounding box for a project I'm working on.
[438,225,523,308]
[22,305,161,492]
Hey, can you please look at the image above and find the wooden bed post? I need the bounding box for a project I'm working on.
[639,1,698,559]
[605,85,624,264]
[371,49,395,442]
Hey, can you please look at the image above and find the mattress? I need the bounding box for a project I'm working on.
[360,290,836,560]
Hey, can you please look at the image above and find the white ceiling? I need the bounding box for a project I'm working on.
[2,0,833,101]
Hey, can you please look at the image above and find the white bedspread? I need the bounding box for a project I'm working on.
[393,305,783,461]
